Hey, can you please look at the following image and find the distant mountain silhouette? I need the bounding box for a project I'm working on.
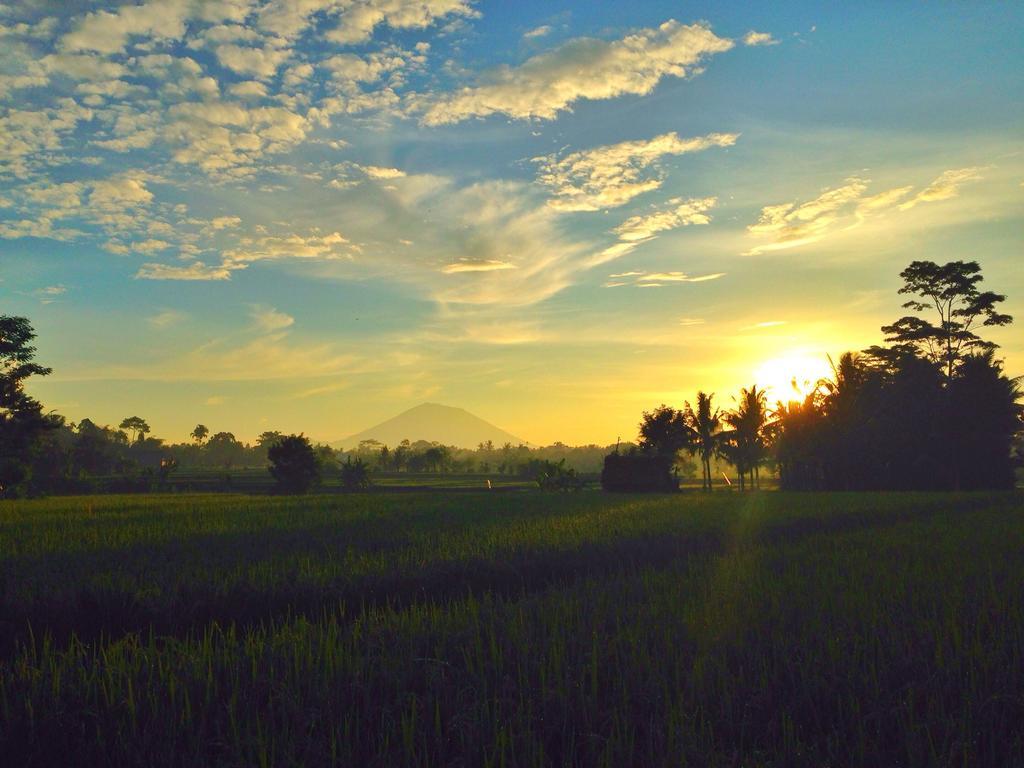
[333,403,528,449]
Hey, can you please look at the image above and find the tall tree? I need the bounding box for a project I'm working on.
[879,260,1012,379]
[119,416,150,444]
[0,315,56,496]
[723,385,772,489]
[682,392,721,491]
[638,405,692,460]
[190,424,209,445]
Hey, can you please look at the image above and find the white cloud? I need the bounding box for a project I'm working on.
[132,238,172,253]
[250,304,295,332]
[441,259,517,274]
[61,0,194,54]
[36,284,67,303]
[136,261,238,280]
[898,167,984,210]
[213,43,291,78]
[605,271,724,288]
[534,132,738,212]
[747,167,987,254]
[743,31,778,46]
[0,99,94,177]
[613,196,717,241]
[359,164,406,179]
[324,0,478,45]
[422,20,734,125]
[229,80,269,99]
[224,230,353,265]
[523,25,551,40]
[148,309,187,328]
[747,177,868,253]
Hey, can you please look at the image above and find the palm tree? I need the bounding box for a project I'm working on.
[682,391,721,491]
[191,423,209,445]
[723,385,772,490]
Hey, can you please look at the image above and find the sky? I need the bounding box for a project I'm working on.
[1,1,1022,446]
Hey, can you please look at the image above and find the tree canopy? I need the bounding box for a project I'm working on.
[878,260,1012,379]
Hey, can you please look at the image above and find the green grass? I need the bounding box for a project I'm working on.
[1,491,1022,766]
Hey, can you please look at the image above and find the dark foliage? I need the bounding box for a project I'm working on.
[601,451,678,492]
[776,350,1021,491]
[638,404,691,457]
[876,259,1012,379]
[339,456,370,491]
[267,434,322,494]
[0,315,58,497]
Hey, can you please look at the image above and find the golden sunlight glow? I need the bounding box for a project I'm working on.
[753,352,834,403]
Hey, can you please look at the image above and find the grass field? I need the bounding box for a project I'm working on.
[1,491,1022,766]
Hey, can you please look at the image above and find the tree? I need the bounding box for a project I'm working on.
[190,424,209,445]
[946,351,1023,490]
[256,431,283,448]
[722,385,772,490]
[0,315,57,496]
[339,456,370,491]
[267,434,321,493]
[119,416,150,444]
[206,431,245,469]
[879,260,1012,379]
[638,405,692,459]
[682,392,721,491]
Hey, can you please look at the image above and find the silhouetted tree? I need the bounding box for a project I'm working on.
[118,416,150,444]
[877,260,1012,379]
[190,424,209,445]
[638,404,692,459]
[682,392,721,491]
[267,434,321,494]
[946,351,1023,489]
[339,456,370,491]
[206,431,245,469]
[722,385,772,490]
[0,315,58,497]
[256,431,283,448]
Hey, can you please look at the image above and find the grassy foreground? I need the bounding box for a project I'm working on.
[1,491,1022,766]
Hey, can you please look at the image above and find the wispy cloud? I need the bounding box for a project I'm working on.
[249,305,295,333]
[441,259,518,274]
[147,309,187,328]
[898,167,984,210]
[534,132,737,212]
[421,20,734,124]
[613,197,717,241]
[745,167,986,255]
[605,271,725,288]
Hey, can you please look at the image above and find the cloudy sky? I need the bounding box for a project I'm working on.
[2,1,1021,445]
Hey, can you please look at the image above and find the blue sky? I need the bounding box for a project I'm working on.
[2,1,1022,444]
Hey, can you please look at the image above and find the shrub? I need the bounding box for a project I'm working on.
[267,435,322,494]
[340,456,371,491]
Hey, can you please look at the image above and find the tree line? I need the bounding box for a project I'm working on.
[0,337,619,497]
[3,260,1020,498]
[606,260,1022,492]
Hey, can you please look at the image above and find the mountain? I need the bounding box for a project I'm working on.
[332,403,529,450]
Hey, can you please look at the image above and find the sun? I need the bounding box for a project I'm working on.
[753,352,834,403]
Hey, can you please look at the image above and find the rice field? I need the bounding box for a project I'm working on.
[1,491,1022,766]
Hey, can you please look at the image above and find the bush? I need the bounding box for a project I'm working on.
[340,456,371,491]
[534,459,583,491]
[267,435,322,494]
[600,452,678,492]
